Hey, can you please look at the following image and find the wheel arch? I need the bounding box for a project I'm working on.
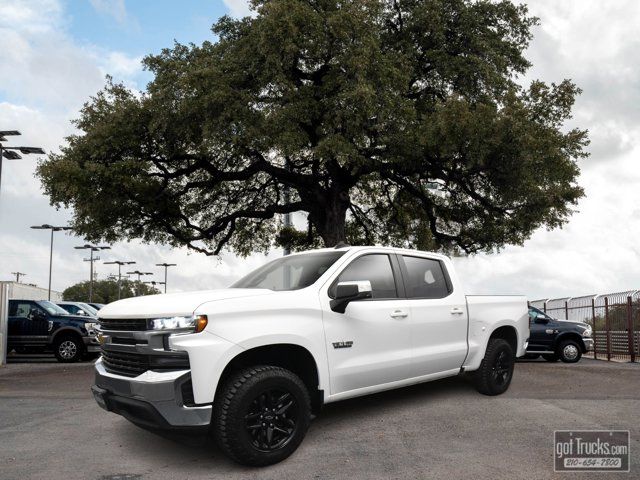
[214,343,323,413]
[553,332,586,352]
[50,327,84,345]
[489,325,518,354]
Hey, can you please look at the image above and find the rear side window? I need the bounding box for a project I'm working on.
[401,256,450,299]
[331,254,398,299]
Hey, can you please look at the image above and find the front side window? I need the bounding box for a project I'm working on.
[331,254,398,299]
[529,307,551,321]
[232,251,346,291]
[401,256,450,299]
[39,301,70,316]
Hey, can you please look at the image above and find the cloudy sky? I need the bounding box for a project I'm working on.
[0,0,638,301]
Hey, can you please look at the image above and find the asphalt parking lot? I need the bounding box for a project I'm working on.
[1,356,638,480]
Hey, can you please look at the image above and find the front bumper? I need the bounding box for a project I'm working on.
[92,359,211,430]
[583,338,594,352]
[83,335,101,353]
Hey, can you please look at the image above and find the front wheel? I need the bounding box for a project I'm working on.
[54,335,84,363]
[474,338,515,396]
[213,366,311,466]
[559,340,582,363]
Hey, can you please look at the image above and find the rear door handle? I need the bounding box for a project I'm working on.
[450,307,465,315]
[390,310,408,318]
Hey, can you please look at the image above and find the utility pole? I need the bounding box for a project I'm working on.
[11,272,26,283]
[75,244,110,302]
[104,260,136,300]
[155,263,177,294]
[127,270,152,296]
[31,224,72,300]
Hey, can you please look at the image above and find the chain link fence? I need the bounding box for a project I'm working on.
[530,291,639,362]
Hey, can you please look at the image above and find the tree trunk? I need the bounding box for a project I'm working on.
[310,189,350,247]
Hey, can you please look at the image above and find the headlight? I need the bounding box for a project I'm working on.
[150,315,208,333]
[582,326,592,338]
[84,322,97,335]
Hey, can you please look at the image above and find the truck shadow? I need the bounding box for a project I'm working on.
[119,374,475,470]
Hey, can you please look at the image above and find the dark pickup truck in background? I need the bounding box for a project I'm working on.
[526,306,594,363]
[7,299,100,362]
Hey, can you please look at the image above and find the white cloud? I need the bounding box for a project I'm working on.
[223,0,254,18]
[89,0,128,25]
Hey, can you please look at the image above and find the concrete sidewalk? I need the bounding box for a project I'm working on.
[1,358,638,479]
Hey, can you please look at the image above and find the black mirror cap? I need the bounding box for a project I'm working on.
[330,289,372,314]
[335,283,360,300]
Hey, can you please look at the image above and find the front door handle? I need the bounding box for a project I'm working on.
[390,310,408,318]
[450,307,465,315]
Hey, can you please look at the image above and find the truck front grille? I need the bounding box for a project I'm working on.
[102,349,149,377]
[101,347,190,377]
[98,318,148,331]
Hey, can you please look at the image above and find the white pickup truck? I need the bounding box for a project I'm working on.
[92,246,529,466]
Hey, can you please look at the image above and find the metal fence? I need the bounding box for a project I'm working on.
[530,291,639,363]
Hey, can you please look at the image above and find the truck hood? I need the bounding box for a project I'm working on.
[98,288,274,319]
[555,319,589,329]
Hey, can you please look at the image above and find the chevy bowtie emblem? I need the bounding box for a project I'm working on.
[332,341,353,349]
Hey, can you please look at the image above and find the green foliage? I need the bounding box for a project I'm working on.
[62,279,160,303]
[38,0,588,256]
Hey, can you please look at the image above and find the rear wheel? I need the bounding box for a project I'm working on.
[53,335,84,363]
[474,338,515,396]
[213,366,311,466]
[559,340,582,363]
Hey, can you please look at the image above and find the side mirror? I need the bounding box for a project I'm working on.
[534,316,549,324]
[30,310,47,321]
[330,281,372,313]
[77,310,86,316]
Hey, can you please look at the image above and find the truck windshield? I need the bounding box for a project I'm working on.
[38,301,71,316]
[231,251,346,291]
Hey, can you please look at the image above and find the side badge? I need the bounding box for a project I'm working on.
[332,341,353,349]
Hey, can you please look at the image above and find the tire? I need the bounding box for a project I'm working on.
[474,338,515,396]
[542,353,559,362]
[213,365,311,466]
[53,335,84,363]
[558,340,582,363]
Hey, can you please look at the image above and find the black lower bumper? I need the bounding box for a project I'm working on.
[91,385,208,432]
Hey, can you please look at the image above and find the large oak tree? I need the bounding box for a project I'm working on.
[38,0,587,256]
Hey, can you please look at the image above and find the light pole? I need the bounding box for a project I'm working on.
[75,244,110,302]
[31,224,72,300]
[104,260,136,300]
[0,131,45,203]
[144,280,166,292]
[127,270,152,296]
[155,263,177,294]
[11,272,26,283]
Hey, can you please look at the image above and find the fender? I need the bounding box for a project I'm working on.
[552,331,586,351]
[234,334,328,395]
[49,326,86,344]
[464,319,521,371]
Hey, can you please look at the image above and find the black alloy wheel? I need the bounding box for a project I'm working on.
[492,349,513,387]
[245,388,298,452]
